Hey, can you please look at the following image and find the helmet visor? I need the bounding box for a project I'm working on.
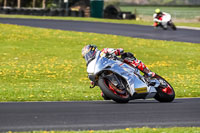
[84,50,96,64]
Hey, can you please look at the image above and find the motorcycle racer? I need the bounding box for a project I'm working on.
[82,44,175,102]
[153,8,171,29]
[82,44,155,77]
[82,44,156,100]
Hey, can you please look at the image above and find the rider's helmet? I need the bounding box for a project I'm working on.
[155,8,161,14]
[82,44,98,64]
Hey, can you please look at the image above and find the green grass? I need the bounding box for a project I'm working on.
[6,127,200,133]
[0,23,199,102]
[1,14,200,28]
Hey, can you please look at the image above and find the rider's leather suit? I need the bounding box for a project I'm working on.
[101,48,155,77]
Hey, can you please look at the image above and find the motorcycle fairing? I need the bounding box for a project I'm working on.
[87,51,154,96]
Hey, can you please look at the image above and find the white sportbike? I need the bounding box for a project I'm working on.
[86,51,175,103]
[153,12,177,30]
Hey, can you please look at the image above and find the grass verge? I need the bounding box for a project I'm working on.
[0,23,199,102]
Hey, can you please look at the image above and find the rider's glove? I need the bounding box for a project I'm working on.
[154,18,161,23]
[147,72,156,78]
[115,48,124,56]
[106,52,115,58]
[121,52,135,60]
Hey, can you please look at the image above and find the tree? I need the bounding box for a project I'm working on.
[33,0,36,7]
[17,0,21,8]
[42,0,46,8]
[4,0,7,7]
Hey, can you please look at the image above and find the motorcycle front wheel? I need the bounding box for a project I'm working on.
[154,75,175,102]
[98,77,130,103]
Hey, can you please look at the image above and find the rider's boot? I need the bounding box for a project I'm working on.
[154,22,159,29]
[123,57,155,78]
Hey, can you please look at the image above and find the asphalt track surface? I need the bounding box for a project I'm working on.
[0,18,200,43]
[0,98,200,132]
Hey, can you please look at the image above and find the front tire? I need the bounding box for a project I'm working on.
[154,75,175,102]
[98,77,130,103]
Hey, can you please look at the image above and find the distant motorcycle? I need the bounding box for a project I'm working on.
[153,12,177,30]
[86,51,175,103]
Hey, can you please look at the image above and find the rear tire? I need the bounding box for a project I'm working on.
[98,77,130,103]
[154,75,175,102]
[171,23,177,30]
[169,21,177,30]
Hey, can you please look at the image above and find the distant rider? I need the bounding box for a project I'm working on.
[153,8,171,29]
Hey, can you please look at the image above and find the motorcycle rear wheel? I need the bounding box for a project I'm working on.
[168,21,177,30]
[154,75,175,102]
[98,77,130,103]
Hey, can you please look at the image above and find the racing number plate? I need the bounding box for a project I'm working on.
[135,87,147,93]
